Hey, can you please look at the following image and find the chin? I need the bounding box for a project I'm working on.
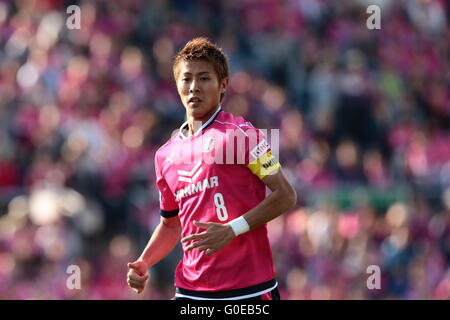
[187,105,207,118]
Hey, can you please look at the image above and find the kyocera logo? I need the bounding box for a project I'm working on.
[250,140,270,159]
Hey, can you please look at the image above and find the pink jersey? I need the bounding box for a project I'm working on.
[154,107,281,299]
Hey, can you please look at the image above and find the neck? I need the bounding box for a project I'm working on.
[187,117,202,136]
[186,106,220,136]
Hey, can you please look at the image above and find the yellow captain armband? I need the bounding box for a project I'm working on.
[247,151,281,180]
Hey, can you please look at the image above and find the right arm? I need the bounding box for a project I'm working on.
[127,215,181,293]
[128,151,180,294]
[137,215,181,268]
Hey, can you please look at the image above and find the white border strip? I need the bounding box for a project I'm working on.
[174,282,278,300]
[213,120,248,136]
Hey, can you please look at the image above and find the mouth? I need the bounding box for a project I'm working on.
[188,97,202,105]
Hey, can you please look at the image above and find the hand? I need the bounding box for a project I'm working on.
[127,260,149,294]
[181,221,236,256]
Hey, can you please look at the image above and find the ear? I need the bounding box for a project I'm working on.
[220,77,229,94]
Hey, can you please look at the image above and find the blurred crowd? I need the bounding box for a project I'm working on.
[0,0,449,299]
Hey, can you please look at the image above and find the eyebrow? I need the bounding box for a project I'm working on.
[182,71,211,76]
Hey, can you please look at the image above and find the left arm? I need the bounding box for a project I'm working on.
[181,168,297,255]
[242,167,297,230]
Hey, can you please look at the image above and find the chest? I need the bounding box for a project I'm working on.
[162,133,227,191]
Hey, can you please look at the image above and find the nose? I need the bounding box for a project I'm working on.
[189,79,200,93]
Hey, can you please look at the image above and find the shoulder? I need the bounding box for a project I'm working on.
[155,134,178,161]
[213,110,257,135]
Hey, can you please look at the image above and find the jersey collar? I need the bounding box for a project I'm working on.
[178,106,222,139]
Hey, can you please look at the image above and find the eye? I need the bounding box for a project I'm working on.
[200,77,210,81]
[181,78,190,82]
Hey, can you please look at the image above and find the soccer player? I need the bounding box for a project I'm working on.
[127,37,297,300]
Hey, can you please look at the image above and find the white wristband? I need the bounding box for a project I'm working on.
[228,216,250,236]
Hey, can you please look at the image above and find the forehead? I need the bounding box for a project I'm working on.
[176,59,217,75]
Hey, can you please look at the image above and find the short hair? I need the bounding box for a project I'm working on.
[173,37,229,101]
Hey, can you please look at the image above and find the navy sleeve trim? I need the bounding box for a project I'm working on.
[160,209,179,218]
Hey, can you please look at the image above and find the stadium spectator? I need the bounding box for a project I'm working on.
[0,0,449,299]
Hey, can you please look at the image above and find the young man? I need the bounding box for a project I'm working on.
[127,37,297,300]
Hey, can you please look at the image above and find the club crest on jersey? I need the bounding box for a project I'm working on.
[202,137,216,153]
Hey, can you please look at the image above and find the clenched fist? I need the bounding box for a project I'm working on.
[127,260,149,294]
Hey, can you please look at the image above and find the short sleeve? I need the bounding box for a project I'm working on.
[155,153,179,218]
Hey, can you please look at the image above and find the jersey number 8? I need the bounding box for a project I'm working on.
[213,193,228,221]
